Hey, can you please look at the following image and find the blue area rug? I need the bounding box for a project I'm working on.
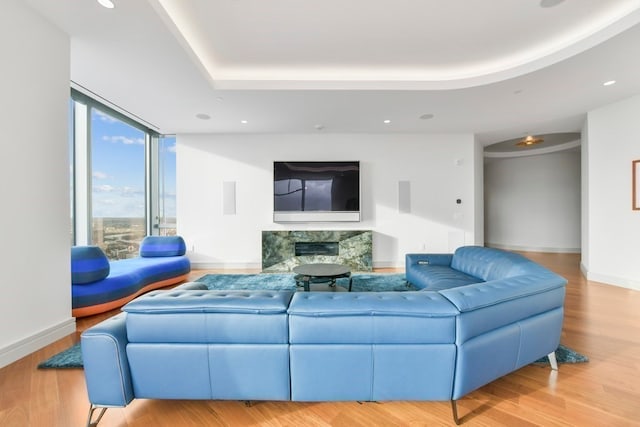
[196,272,418,292]
[38,343,82,369]
[534,344,589,364]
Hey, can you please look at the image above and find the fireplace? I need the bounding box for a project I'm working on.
[262,230,372,272]
[295,242,339,256]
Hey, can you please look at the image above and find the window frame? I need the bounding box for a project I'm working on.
[70,88,170,248]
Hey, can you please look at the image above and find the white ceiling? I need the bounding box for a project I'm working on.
[24,0,640,146]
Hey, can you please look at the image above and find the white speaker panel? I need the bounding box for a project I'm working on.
[398,180,411,213]
[222,181,236,215]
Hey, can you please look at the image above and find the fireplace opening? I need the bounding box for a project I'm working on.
[295,242,339,257]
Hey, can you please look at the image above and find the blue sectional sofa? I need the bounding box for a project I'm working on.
[71,236,191,317]
[81,246,566,425]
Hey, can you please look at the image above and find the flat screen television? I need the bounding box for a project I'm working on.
[273,161,360,222]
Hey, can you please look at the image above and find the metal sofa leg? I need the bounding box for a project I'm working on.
[548,351,558,370]
[451,400,462,425]
[86,404,107,427]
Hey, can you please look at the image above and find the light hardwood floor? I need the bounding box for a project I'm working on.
[1,253,639,426]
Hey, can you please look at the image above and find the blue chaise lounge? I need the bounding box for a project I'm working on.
[71,236,191,317]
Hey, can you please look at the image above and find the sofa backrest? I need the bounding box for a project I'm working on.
[451,246,544,281]
[288,292,459,344]
[122,289,294,344]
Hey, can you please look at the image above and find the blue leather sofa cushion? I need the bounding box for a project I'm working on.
[123,290,294,344]
[450,246,537,281]
[410,265,482,290]
[71,246,110,285]
[139,236,187,257]
[288,292,459,344]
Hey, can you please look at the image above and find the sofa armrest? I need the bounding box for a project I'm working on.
[439,274,566,313]
[439,274,566,343]
[405,253,453,268]
[81,313,134,407]
[405,254,455,288]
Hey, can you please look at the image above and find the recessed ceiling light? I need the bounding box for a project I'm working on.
[195,113,211,120]
[383,119,391,124]
[539,0,564,8]
[419,113,435,120]
[241,120,248,124]
[97,0,115,9]
[603,80,616,86]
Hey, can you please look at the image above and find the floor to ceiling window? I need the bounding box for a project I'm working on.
[90,107,147,259]
[71,88,176,259]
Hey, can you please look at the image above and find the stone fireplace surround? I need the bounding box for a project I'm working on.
[262,230,373,272]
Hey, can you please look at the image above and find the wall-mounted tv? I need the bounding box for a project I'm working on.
[273,161,360,222]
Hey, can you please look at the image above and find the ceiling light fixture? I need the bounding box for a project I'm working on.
[603,80,616,86]
[97,0,115,9]
[240,120,248,124]
[383,119,391,124]
[516,135,544,147]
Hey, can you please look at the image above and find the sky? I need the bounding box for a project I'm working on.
[90,109,176,219]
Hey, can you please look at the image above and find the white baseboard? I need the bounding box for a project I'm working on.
[371,261,403,269]
[580,261,589,278]
[583,270,640,291]
[0,318,76,369]
[485,243,581,254]
[191,261,262,270]
[192,261,403,271]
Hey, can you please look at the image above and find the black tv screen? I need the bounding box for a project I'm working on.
[273,161,360,222]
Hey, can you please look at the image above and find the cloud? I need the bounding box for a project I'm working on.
[94,184,115,193]
[102,135,145,145]
[94,109,119,124]
[121,186,143,197]
[93,171,109,180]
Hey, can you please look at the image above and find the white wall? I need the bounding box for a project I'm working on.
[581,120,590,274]
[177,133,480,269]
[583,94,640,290]
[484,150,581,252]
[0,1,75,368]
[473,136,485,246]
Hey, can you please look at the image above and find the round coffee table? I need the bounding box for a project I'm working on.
[292,263,353,292]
